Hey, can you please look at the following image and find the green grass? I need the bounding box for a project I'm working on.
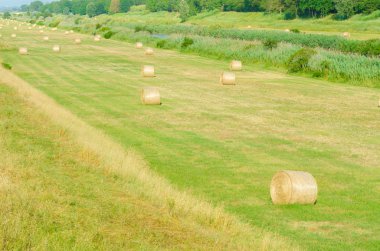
[0,75,252,250]
[1,21,380,250]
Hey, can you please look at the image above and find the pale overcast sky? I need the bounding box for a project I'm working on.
[0,0,51,8]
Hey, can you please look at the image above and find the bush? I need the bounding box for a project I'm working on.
[49,20,60,28]
[263,39,278,50]
[181,37,194,49]
[95,23,102,30]
[284,10,296,20]
[287,48,317,73]
[99,26,110,32]
[74,18,81,25]
[104,31,116,39]
[360,39,380,56]
[2,62,12,70]
[290,29,300,33]
[135,25,145,33]
[156,40,167,48]
[36,21,44,26]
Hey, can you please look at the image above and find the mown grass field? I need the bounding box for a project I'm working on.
[1,22,380,250]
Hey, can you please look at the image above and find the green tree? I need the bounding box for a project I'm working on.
[334,0,355,19]
[86,2,97,17]
[179,0,190,21]
[29,1,44,12]
[3,12,11,19]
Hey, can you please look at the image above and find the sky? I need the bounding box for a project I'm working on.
[0,0,51,8]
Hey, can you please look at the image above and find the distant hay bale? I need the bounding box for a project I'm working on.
[285,29,290,32]
[220,72,236,85]
[141,87,161,105]
[94,35,101,41]
[230,60,242,71]
[13,27,17,30]
[343,32,350,38]
[43,36,49,41]
[74,38,81,44]
[52,27,57,31]
[70,30,74,34]
[19,47,28,55]
[270,170,318,205]
[11,34,16,38]
[141,65,155,77]
[136,42,143,49]
[145,47,154,55]
[65,31,69,35]
[52,45,61,52]
[28,27,32,30]
[39,30,44,33]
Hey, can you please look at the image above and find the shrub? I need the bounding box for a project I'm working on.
[287,48,317,73]
[156,40,167,48]
[360,39,380,56]
[99,26,110,32]
[135,26,145,33]
[29,19,36,24]
[284,10,296,20]
[290,29,300,33]
[96,23,102,30]
[263,39,278,50]
[36,21,44,26]
[104,31,116,39]
[74,18,81,25]
[181,37,194,49]
[49,20,60,28]
[2,62,12,70]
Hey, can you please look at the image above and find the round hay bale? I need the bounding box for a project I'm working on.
[52,27,57,31]
[145,47,154,55]
[136,42,143,49]
[65,31,69,35]
[28,27,32,30]
[220,72,236,85]
[52,45,61,52]
[43,36,49,41]
[11,34,17,38]
[70,30,74,34]
[39,30,44,33]
[343,32,350,38]
[230,60,242,71]
[94,35,101,41]
[141,65,155,77]
[19,47,28,55]
[13,27,17,30]
[141,87,161,105]
[270,170,318,205]
[285,29,290,32]
[74,38,81,44]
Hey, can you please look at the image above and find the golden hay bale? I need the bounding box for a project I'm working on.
[28,27,32,30]
[285,29,290,32]
[94,35,101,41]
[52,45,61,52]
[43,36,49,41]
[39,30,44,33]
[13,27,17,30]
[70,30,74,34]
[230,60,242,71]
[141,65,155,77]
[74,38,81,44]
[270,170,318,205]
[145,47,154,55]
[343,32,350,38]
[65,31,69,35]
[141,87,161,105]
[19,47,28,55]
[52,27,57,31]
[220,72,236,85]
[136,42,143,49]
[11,34,16,38]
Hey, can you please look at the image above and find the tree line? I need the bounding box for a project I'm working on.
[21,0,380,20]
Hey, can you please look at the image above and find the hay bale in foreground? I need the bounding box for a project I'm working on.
[141,65,155,77]
[343,32,350,38]
[52,45,61,52]
[19,47,28,55]
[74,38,81,44]
[220,72,236,85]
[270,170,318,205]
[230,60,242,71]
[136,42,143,49]
[141,87,161,105]
[145,47,154,55]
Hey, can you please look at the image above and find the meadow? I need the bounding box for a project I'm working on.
[0,20,379,250]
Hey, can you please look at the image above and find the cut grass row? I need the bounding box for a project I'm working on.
[1,22,380,250]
